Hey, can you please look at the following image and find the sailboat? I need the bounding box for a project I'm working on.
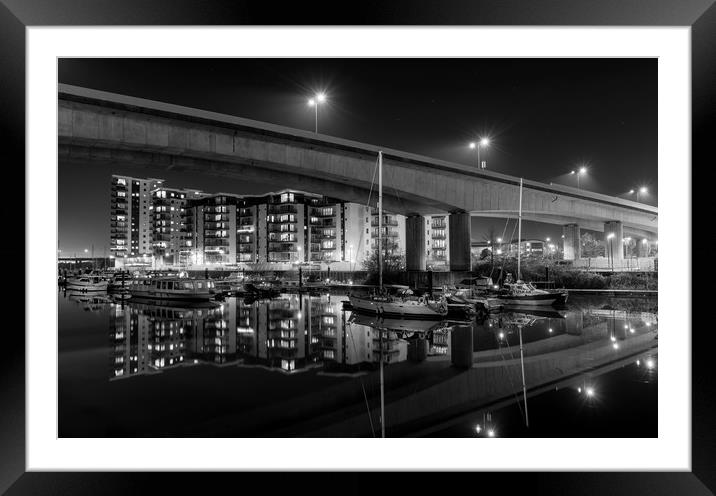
[496,178,568,307]
[348,151,448,319]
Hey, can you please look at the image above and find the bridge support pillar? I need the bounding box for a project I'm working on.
[449,211,471,272]
[450,324,473,369]
[604,221,624,262]
[562,223,581,260]
[406,215,426,271]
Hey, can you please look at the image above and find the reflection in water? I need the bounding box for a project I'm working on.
[60,289,658,437]
[108,293,452,380]
[105,291,658,379]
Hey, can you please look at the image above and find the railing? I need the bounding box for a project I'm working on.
[572,256,657,272]
[371,219,399,227]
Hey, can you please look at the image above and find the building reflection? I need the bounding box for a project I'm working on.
[108,294,658,382]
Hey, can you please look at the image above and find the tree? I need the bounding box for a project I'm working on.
[581,232,605,258]
[479,248,491,260]
[361,249,406,274]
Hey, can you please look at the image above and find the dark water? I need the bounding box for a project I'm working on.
[58,289,657,437]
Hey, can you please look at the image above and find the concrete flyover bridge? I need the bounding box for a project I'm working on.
[58,84,658,270]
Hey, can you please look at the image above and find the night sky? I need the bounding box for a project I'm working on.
[58,58,657,256]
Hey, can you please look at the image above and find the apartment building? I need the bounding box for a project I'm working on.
[111,176,409,269]
[110,175,163,265]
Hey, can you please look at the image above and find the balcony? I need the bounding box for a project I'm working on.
[371,219,399,227]
[268,225,297,234]
[268,205,297,215]
[268,243,297,253]
[310,230,336,239]
[371,229,399,238]
[311,219,336,228]
[310,209,335,218]
[204,239,229,248]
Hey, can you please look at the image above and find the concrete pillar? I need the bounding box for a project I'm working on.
[450,325,473,369]
[449,211,471,272]
[604,221,624,262]
[562,223,581,260]
[405,215,426,271]
[408,338,428,362]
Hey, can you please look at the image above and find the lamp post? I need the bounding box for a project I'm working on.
[637,186,647,203]
[469,138,490,169]
[307,92,326,133]
[628,186,648,203]
[570,166,587,189]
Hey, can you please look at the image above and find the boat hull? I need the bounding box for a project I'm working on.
[348,296,447,319]
[496,292,568,306]
[127,289,214,301]
[65,280,109,292]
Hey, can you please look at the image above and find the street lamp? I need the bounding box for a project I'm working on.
[307,92,327,133]
[627,186,648,203]
[606,232,615,271]
[469,137,490,169]
[570,166,587,189]
[637,186,647,203]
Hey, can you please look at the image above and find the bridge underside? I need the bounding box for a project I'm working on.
[59,144,447,216]
[60,144,657,239]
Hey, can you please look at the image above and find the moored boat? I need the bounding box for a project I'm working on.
[65,275,109,292]
[494,178,568,308]
[347,151,447,320]
[495,281,568,306]
[127,277,216,301]
[349,291,448,319]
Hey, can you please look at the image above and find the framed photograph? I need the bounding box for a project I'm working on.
[3,0,712,493]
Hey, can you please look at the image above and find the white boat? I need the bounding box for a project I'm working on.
[496,281,568,306]
[127,277,216,301]
[349,292,448,319]
[347,151,447,320]
[447,289,504,312]
[495,178,568,307]
[349,312,449,334]
[65,275,109,292]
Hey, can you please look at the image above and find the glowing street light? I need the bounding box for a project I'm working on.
[307,92,327,133]
[606,233,615,271]
[570,166,588,189]
[637,186,647,203]
[628,186,648,203]
[469,137,490,169]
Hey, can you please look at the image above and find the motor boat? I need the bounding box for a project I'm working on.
[495,281,568,307]
[127,277,216,301]
[65,274,109,292]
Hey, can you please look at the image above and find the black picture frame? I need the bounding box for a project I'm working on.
[2,1,712,494]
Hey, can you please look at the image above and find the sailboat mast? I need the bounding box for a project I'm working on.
[380,327,385,438]
[519,325,529,428]
[517,178,523,281]
[378,151,383,290]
